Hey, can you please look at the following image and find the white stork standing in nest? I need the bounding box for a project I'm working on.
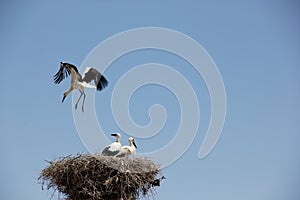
[53,62,108,112]
[116,137,137,158]
[102,133,122,157]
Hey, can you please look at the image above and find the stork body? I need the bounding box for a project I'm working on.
[102,133,122,157]
[116,137,137,158]
[54,62,108,112]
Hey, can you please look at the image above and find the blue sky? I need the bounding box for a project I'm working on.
[0,1,300,200]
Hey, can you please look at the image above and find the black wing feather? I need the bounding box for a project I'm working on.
[102,146,119,156]
[82,67,108,91]
[97,75,108,91]
[53,62,79,84]
[53,66,70,84]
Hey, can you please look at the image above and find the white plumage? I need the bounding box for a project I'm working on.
[116,137,137,158]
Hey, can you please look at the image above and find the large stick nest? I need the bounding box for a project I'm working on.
[38,154,164,200]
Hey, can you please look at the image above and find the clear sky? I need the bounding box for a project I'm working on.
[0,1,300,200]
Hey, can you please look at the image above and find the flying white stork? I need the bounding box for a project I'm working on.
[102,133,122,156]
[116,137,137,158]
[53,62,108,112]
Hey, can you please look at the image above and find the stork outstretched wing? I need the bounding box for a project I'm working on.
[82,67,108,91]
[53,62,79,84]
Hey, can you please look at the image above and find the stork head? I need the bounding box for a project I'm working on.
[111,133,121,142]
[129,137,137,148]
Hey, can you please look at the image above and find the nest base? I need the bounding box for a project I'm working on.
[39,154,164,200]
